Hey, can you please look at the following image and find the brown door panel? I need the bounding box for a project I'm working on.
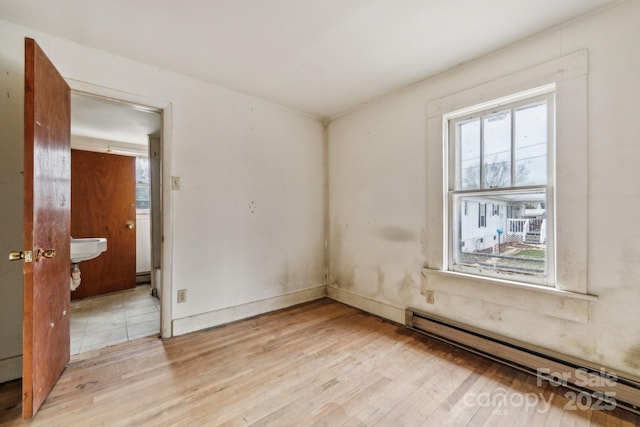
[23,37,71,419]
[71,149,136,299]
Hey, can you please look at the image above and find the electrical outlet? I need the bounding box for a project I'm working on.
[177,289,187,303]
[425,290,435,304]
[171,176,181,190]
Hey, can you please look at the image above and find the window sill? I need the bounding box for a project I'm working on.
[422,268,597,323]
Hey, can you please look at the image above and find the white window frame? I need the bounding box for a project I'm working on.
[446,87,555,286]
[424,51,596,323]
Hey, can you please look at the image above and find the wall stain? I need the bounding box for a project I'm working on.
[345,268,355,290]
[278,261,290,290]
[376,226,417,242]
[619,244,640,288]
[624,343,640,371]
[329,225,342,285]
[570,339,601,363]
[398,273,415,305]
[377,266,385,293]
[487,311,503,322]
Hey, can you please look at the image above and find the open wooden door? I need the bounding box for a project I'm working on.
[22,38,71,419]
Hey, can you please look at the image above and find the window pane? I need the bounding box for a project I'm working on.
[135,157,150,210]
[483,111,511,188]
[136,184,150,210]
[136,157,150,184]
[458,118,480,190]
[515,102,547,185]
[454,190,547,284]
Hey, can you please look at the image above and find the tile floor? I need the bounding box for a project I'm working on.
[70,284,160,355]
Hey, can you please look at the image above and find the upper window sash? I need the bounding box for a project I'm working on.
[448,91,555,193]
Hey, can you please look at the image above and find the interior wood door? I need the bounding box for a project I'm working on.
[22,38,71,419]
[70,149,136,298]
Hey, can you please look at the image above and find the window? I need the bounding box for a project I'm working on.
[135,157,150,210]
[478,203,487,227]
[447,86,554,286]
[427,51,589,310]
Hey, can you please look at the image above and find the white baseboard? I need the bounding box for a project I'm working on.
[172,285,326,336]
[326,286,405,324]
[0,355,21,383]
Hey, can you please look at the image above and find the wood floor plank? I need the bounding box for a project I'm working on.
[0,298,636,426]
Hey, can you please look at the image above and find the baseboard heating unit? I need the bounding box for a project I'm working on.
[406,307,640,414]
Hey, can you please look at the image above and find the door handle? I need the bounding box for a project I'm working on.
[35,248,56,261]
[126,221,136,229]
[9,250,33,262]
[42,249,56,258]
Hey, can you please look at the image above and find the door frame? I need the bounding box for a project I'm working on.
[67,79,173,339]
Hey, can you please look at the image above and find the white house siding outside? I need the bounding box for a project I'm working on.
[460,198,545,253]
[460,198,507,252]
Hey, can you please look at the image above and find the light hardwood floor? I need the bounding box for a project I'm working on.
[1,299,638,426]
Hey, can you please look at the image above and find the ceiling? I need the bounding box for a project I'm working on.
[0,0,619,119]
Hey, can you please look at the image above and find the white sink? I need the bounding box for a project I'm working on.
[70,238,107,263]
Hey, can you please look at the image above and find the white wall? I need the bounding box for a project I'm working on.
[0,20,325,380]
[0,24,25,382]
[328,1,640,378]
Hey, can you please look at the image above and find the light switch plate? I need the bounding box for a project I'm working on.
[171,176,181,190]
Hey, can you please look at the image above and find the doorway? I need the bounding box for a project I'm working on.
[69,92,163,354]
